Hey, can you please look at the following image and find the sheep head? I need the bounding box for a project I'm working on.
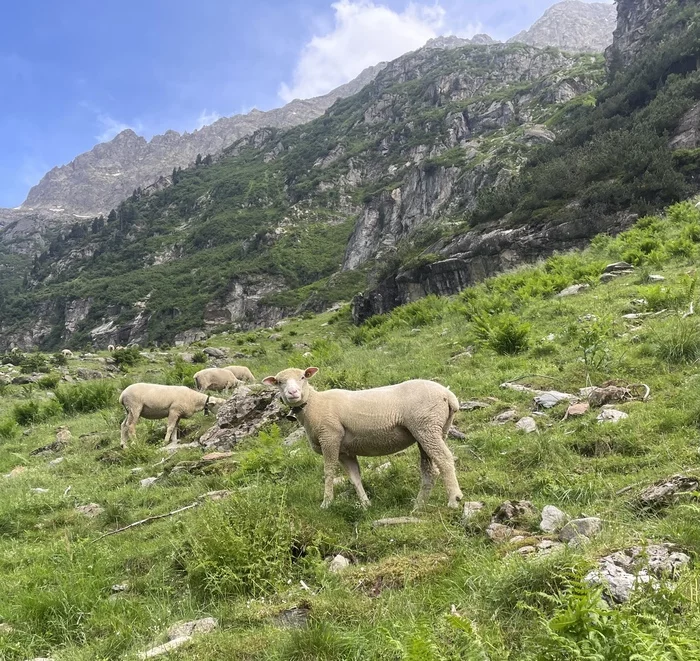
[263,367,318,406]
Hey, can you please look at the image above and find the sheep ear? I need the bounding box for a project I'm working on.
[304,367,319,379]
[262,376,278,386]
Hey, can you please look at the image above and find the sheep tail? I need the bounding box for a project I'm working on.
[446,389,460,414]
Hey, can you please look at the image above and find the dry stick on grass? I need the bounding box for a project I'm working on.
[91,502,200,543]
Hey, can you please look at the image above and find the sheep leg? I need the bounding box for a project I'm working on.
[121,408,140,448]
[415,430,463,509]
[164,412,180,445]
[339,454,370,509]
[319,436,342,509]
[413,445,440,510]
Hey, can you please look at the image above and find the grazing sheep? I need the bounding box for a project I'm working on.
[193,367,240,393]
[262,367,463,510]
[224,365,256,382]
[119,383,225,447]
[115,345,125,351]
[61,349,73,358]
[107,344,115,352]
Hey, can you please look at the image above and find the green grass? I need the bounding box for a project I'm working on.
[1,204,700,659]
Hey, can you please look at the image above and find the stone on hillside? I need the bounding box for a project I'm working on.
[540,505,569,533]
[563,401,589,419]
[77,368,105,380]
[372,517,423,527]
[166,617,218,640]
[0,374,11,385]
[596,408,628,423]
[585,544,690,603]
[179,353,194,363]
[140,477,158,488]
[138,637,192,659]
[533,391,574,409]
[536,539,565,553]
[275,606,311,629]
[521,125,556,144]
[515,417,537,433]
[203,347,226,358]
[599,273,617,283]
[111,583,130,593]
[492,409,518,424]
[559,517,602,542]
[492,500,538,525]
[556,283,589,297]
[48,457,64,467]
[448,426,466,439]
[638,474,700,508]
[375,461,392,473]
[55,426,72,443]
[604,261,634,274]
[199,386,284,451]
[268,333,283,341]
[329,554,351,573]
[581,385,632,407]
[75,503,104,518]
[30,488,49,493]
[648,274,665,282]
[199,490,232,501]
[462,501,485,521]
[0,622,14,633]
[486,523,528,544]
[12,374,40,384]
[284,428,307,446]
[460,400,490,411]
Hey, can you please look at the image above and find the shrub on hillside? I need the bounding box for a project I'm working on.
[472,313,530,355]
[12,399,62,426]
[37,373,60,390]
[0,417,20,441]
[112,346,142,370]
[191,350,207,364]
[164,358,199,386]
[19,353,50,375]
[645,316,700,364]
[55,381,117,415]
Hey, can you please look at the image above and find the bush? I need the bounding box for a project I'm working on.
[0,417,20,441]
[472,313,530,355]
[55,381,117,415]
[37,373,60,390]
[192,350,208,364]
[163,358,199,386]
[12,399,62,426]
[20,353,50,375]
[52,352,68,367]
[646,316,700,364]
[112,346,142,369]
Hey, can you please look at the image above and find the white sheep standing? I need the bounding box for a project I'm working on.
[119,383,225,447]
[193,367,240,393]
[262,367,464,510]
[107,344,115,352]
[224,365,256,382]
[61,349,73,358]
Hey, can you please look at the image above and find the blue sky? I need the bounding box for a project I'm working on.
[0,0,610,208]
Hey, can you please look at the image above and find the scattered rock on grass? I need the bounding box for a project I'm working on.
[638,474,700,508]
[596,409,628,424]
[563,401,589,419]
[75,503,104,518]
[462,501,485,521]
[166,618,218,640]
[585,544,690,603]
[540,505,569,533]
[329,554,351,573]
[448,426,466,440]
[515,417,537,433]
[492,410,518,424]
[559,517,602,543]
[199,490,232,501]
[77,368,105,380]
[275,606,311,629]
[140,477,159,488]
[372,517,423,527]
[284,428,306,446]
[48,457,64,467]
[648,274,665,282]
[486,523,528,544]
[203,347,226,358]
[492,500,538,525]
[556,284,589,297]
[604,261,634,274]
[460,400,490,411]
[138,637,192,659]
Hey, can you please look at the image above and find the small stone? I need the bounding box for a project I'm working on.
[638,474,700,507]
[460,400,489,411]
[540,505,569,533]
[131,467,145,473]
[111,583,129,593]
[516,545,537,555]
[166,617,218,640]
[77,368,105,380]
[201,451,234,462]
[596,409,628,423]
[604,261,634,274]
[140,477,158,488]
[536,539,564,553]
[55,426,72,443]
[563,402,589,419]
[486,523,527,544]
[48,457,64,467]
[200,490,232,501]
[648,275,665,282]
[372,517,423,527]
[462,501,485,521]
[30,488,49,494]
[284,428,306,446]
[556,284,589,297]
[492,409,518,424]
[375,461,392,473]
[515,417,537,433]
[600,273,617,283]
[448,426,466,439]
[138,637,192,659]
[0,623,14,634]
[329,554,351,573]
[534,391,574,409]
[545,333,556,341]
[75,503,104,518]
[559,517,602,542]
[203,347,226,358]
[492,500,538,524]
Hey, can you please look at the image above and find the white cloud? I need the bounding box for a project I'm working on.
[195,109,222,129]
[279,1,446,102]
[95,113,144,142]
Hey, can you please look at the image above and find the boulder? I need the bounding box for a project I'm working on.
[559,517,602,542]
[462,501,485,521]
[491,500,538,525]
[604,261,634,274]
[556,284,589,297]
[329,554,351,573]
[515,417,537,433]
[284,428,306,446]
[638,474,699,508]
[166,617,218,640]
[492,409,518,424]
[203,347,226,358]
[77,368,105,380]
[596,409,628,423]
[540,505,569,533]
[486,522,528,544]
[460,400,490,411]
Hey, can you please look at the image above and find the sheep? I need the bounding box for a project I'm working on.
[61,349,73,358]
[193,367,240,393]
[115,345,125,351]
[262,367,463,510]
[107,344,115,352]
[119,383,226,447]
[224,365,256,382]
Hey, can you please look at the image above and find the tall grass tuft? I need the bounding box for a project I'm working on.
[12,399,62,426]
[646,316,700,364]
[55,381,117,414]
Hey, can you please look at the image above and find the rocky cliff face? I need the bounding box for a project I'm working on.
[605,0,675,70]
[19,64,386,217]
[509,1,616,53]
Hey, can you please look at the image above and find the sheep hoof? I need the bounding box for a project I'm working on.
[320,499,332,509]
[359,499,371,510]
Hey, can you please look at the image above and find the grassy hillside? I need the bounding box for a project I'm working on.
[2,201,700,659]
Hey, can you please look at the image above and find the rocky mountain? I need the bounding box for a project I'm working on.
[508,1,616,52]
[19,63,387,218]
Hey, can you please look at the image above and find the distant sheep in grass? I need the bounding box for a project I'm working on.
[107,344,115,352]
[262,367,463,510]
[61,349,73,358]
[119,383,225,447]
[224,365,256,382]
[193,367,240,393]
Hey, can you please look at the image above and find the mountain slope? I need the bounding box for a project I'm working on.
[508,0,617,52]
[0,43,604,349]
[20,63,386,217]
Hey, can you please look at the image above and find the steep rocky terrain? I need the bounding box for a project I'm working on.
[509,0,616,52]
[19,64,386,217]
